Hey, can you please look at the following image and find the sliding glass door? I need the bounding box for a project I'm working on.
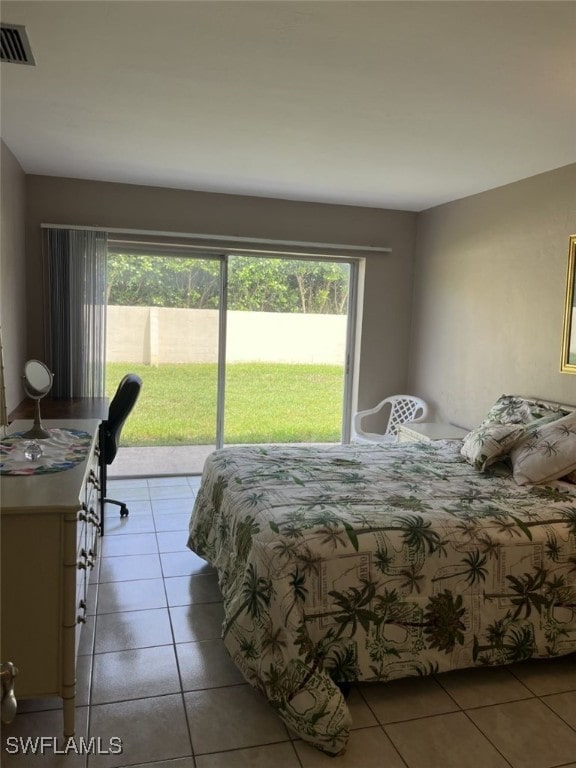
[106,249,223,458]
[223,255,355,446]
[106,245,358,471]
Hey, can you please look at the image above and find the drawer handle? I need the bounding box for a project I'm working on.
[77,598,88,624]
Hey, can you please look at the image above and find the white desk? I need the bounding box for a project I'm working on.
[0,419,100,737]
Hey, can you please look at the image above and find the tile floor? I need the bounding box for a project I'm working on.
[2,475,576,768]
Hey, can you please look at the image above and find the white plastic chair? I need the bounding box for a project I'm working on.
[353,395,428,442]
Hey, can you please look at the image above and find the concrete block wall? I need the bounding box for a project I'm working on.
[106,306,347,365]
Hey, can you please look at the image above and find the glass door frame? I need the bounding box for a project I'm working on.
[215,254,228,449]
[341,258,359,444]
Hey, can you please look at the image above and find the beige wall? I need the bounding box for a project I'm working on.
[0,140,28,414]
[409,163,576,429]
[26,176,417,412]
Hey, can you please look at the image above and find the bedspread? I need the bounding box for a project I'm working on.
[187,441,576,754]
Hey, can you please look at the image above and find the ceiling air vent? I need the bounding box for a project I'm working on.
[1,24,36,65]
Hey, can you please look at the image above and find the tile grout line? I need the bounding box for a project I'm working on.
[158,523,197,763]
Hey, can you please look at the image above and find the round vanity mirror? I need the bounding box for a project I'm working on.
[23,360,53,398]
[22,360,53,439]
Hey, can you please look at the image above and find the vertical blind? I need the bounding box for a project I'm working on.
[44,228,108,398]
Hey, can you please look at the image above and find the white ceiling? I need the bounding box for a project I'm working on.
[1,1,575,211]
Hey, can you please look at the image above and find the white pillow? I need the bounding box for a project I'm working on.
[510,411,576,485]
[461,423,525,471]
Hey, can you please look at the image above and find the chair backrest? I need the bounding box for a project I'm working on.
[101,373,142,466]
[353,394,428,442]
[385,395,428,436]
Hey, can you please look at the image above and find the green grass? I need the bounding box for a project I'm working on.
[106,362,344,446]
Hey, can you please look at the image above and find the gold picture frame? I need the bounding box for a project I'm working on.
[561,234,576,373]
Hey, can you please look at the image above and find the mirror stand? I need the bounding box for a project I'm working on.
[22,398,51,439]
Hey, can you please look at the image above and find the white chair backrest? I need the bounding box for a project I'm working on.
[386,395,428,436]
[353,394,428,442]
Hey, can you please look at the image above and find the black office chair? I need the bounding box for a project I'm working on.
[99,373,142,535]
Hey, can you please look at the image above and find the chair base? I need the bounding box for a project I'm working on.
[100,498,129,536]
[105,498,130,517]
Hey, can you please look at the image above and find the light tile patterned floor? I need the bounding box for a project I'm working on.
[2,476,576,768]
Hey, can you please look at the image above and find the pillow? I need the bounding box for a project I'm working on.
[510,411,576,485]
[461,423,526,471]
[479,394,569,428]
[523,412,571,434]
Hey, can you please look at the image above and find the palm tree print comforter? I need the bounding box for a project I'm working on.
[187,440,576,755]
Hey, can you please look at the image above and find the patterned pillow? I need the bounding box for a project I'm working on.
[510,411,576,485]
[523,412,572,434]
[480,394,569,428]
[563,469,576,483]
[461,423,526,471]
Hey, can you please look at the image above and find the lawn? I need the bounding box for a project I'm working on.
[106,362,345,446]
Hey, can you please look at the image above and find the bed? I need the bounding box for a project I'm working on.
[187,395,576,755]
